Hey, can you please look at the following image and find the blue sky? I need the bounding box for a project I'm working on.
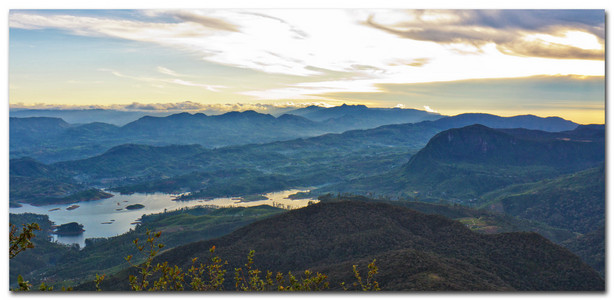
[8,8,605,123]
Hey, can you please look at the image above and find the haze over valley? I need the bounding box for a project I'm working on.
[8,8,605,292]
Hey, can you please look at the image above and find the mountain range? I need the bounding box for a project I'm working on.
[10,112,599,207]
[10,105,439,163]
[10,106,580,163]
[9,107,605,291]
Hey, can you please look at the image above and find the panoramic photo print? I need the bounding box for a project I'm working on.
[8,9,605,291]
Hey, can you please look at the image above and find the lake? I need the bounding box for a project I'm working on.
[9,189,318,248]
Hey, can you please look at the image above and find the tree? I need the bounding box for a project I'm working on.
[9,222,40,259]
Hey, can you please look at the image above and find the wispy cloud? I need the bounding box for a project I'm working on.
[364,10,604,60]
[157,66,185,77]
[98,68,225,91]
[160,10,240,32]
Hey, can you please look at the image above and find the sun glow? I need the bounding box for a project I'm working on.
[8,9,604,124]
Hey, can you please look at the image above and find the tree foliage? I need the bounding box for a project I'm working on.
[9,222,40,259]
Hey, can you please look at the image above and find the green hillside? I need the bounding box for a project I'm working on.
[325,124,604,203]
[84,201,603,291]
[10,205,284,288]
[480,164,605,234]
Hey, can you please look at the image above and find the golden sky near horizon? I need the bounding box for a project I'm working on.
[8,9,605,124]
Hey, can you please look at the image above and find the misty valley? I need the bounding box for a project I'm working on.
[8,104,605,291]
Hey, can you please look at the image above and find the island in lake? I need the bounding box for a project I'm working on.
[241,194,269,202]
[54,222,85,235]
[125,204,145,210]
[66,205,80,211]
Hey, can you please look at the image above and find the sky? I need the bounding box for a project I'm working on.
[8,8,605,124]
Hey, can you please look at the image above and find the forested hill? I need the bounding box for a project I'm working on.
[480,164,605,234]
[89,201,604,291]
[325,123,604,201]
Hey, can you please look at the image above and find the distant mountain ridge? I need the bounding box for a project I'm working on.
[430,113,578,132]
[286,104,442,130]
[10,109,172,126]
[10,108,583,163]
[10,106,441,163]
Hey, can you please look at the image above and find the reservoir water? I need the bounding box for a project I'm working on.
[9,189,318,248]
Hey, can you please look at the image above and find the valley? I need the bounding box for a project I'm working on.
[8,8,605,293]
[9,105,606,291]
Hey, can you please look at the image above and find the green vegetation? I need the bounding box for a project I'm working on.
[54,121,437,197]
[241,194,269,202]
[10,200,603,291]
[287,192,312,199]
[11,226,378,292]
[125,204,145,210]
[9,157,113,207]
[89,201,602,291]
[121,169,293,200]
[9,111,605,291]
[10,205,285,288]
[9,221,40,259]
[317,194,576,244]
[54,222,85,235]
[120,231,343,291]
[9,219,71,292]
[12,114,596,209]
[479,164,605,234]
[9,214,80,286]
[10,107,442,163]
[323,124,604,204]
[561,226,605,278]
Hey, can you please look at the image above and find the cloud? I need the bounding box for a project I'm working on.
[9,9,605,104]
[241,79,383,100]
[8,10,446,77]
[157,66,184,77]
[364,10,604,60]
[423,105,437,113]
[388,58,431,67]
[166,10,240,32]
[311,75,604,110]
[99,68,225,91]
[9,101,343,114]
[496,39,604,60]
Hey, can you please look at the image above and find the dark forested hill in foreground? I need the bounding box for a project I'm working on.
[88,201,604,291]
